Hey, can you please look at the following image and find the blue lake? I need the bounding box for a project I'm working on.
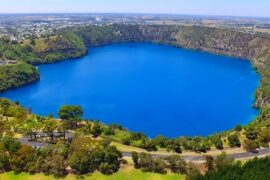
[0,43,260,137]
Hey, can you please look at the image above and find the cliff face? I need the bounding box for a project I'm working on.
[173,26,270,60]
[32,32,87,64]
[253,49,270,108]
[76,24,270,62]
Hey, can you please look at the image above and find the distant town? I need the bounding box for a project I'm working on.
[0,13,270,41]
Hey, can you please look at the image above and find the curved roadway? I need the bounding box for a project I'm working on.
[18,137,270,163]
[123,148,270,162]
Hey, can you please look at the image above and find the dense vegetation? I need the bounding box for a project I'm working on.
[0,31,86,91]
[0,136,122,177]
[30,32,87,64]
[130,151,270,180]
[0,99,123,177]
[194,156,270,180]
[0,63,39,92]
[131,151,189,175]
[1,98,270,179]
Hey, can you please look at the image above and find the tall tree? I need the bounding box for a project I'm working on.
[43,119,57,141]
[58,105,83,128]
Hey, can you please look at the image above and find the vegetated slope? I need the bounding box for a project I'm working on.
[31,31,87,64]
[74,24,270,60]
[0,31,86,91]
[0,63,39,92]
[194,156,270,180]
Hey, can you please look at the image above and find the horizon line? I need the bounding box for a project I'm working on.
[0,12,269,19]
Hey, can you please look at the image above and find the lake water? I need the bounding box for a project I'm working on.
[0,43,260,137]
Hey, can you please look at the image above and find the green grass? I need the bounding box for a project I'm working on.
[0,169,185,180]
[0,172,55,180]
[111,141,147,153]
[87,169,185,180]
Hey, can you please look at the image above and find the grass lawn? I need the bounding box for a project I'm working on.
[0,169,185,180]
[111,141,147,153]
[0,172,55,180]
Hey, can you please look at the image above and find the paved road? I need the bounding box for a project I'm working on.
[18,137,270,162]
[18,137,50,148]
[18,132,74,148]
[122,148,270,162]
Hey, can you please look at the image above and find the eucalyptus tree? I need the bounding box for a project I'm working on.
[58,105,83,128]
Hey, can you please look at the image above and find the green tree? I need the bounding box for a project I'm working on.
[235,124,242,132]
[215,152,234,170]
[152,158,167,174]
[10,145,37,173]
[154,135,170,148]
[0,143,10,172]
[69,149,94,174]
[170,139,182,153]
[58,105,83,128]
[131,151,139,168]
[194,156,270,179]
[137,153,166,174]
[228,134,241,147]
[122,137,131,146]
[95,146,121,175]
[2,137,21,154]
[47,154,67,178]
[211,134,224,150]
[138,153,153,172]
[104,124,116,135]
[243,139,259,153]
[24,119,42,140]
[43,119,57,141]
[245,127,259,140]
[259,128,270,147]
[166,155,187,174]
[140,140,157,151]
[91,121,102,138]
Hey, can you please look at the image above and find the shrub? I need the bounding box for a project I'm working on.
[228,134,241,147]
[166,155,187,174]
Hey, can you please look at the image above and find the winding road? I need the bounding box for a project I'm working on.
[122,148,270,162]
[18,136,270,163]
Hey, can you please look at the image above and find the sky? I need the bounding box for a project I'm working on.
[0,0,270,18]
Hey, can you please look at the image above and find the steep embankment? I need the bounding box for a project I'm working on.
[0,63,39,92]
[0,31,87,91]
[74,24,270,61]
[31,31,87,64]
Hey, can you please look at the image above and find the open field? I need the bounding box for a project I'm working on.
[0,168,185,180]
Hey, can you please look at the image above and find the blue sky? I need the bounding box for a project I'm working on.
[1,0,270,18]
